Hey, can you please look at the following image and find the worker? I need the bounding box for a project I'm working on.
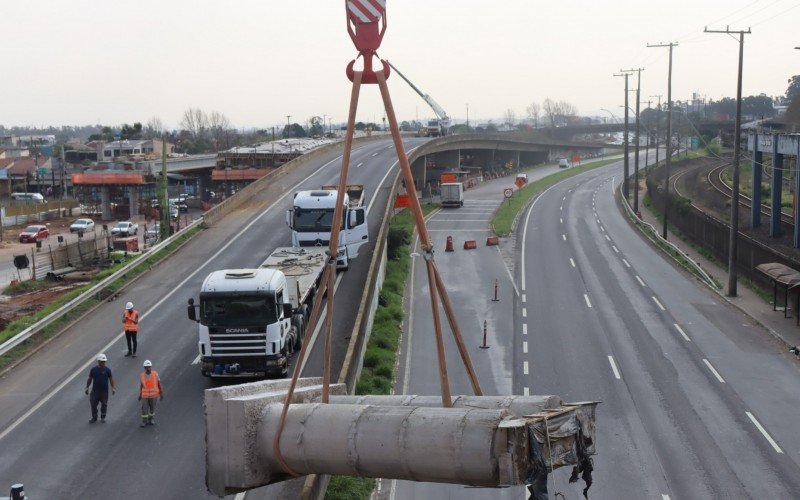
[122,301,139,357]
[138,359,163,427]
[85,353,116,423]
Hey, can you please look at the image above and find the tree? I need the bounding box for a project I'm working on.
[283,123,307,138]
[144,117,164,139]
[786,75,800,101]
[526,102,540,127]
[208,111,231,149]
[542,98,557,127]
[742,94,774,118]
[120,122,142,140]
[309,116,324,137]
[484,121,498,132]
[180,108,209,141]
[503,109,516,128]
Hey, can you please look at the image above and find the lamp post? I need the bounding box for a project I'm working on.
[466,103,470,128]
[286,115,292,138]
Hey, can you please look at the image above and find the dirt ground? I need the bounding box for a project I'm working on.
[0,272,95,331]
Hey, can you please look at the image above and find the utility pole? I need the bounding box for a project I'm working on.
[622,68,644,213]
[466,103,469,128]
[614,71,633,200]
[647,42,678,240]
[644,99,652,173]
[705,26,751,297]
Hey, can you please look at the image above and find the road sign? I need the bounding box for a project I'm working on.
[503,188,513,199]
[691,136,700,149]
[394,193,411,208]
[514,178,526,189]
[36,167,47,176]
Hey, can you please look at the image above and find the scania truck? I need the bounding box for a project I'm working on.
[187,247,326,378]
[286,184,367,268]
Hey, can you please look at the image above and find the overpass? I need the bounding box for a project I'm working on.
[536,120,736,141]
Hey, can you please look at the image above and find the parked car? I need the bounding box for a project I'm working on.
[558,158,570,168]
[19,225,49,243]
[11,192,45,204]
[111,221,138,237]
[169,205,179,219]
[69,218,95,233]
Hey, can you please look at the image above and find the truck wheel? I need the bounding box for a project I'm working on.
[292,314,305,350]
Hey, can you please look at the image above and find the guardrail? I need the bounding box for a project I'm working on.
[0,217,204,357]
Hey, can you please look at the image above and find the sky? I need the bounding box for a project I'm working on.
[1,0,798,131]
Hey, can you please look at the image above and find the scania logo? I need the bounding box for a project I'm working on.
[225,328,250,333]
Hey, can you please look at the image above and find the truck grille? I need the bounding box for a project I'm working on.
[299,239,329,247]
[208,327,267,357]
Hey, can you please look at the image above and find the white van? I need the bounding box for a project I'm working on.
[558,158,570,168]
[10,193,45,203]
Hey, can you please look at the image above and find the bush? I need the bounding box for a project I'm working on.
[387,226,410,260]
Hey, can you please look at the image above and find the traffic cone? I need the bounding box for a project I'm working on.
[445,235,454,252]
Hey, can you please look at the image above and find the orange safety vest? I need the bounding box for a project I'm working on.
[123,310,139,333]
[140,371,160,398]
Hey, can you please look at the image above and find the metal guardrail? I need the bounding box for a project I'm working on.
[0,217,204,357]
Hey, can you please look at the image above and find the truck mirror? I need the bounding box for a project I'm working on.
[187,298,197,322]
[349,210,358,228]
[282,303,293,319]
[285,210,293,228]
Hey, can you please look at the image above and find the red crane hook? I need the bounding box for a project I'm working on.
[345,0,390,84]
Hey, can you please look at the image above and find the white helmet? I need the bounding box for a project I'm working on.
[143,360,152,367]
[125,302,134,310]
[97,353,107,362]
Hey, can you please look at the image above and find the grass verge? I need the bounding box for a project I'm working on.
[492,157,621,236]
[0,226,201,371]
[326,205,435,500]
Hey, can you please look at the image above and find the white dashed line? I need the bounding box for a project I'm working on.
[523,341,528,353]
[600,226,605,232]
[662,495,670,500]
[191,354,201,365]
[612,245,619,253]
[570,258,576,268]
[622,258,631,268]
[562,234,567,241]
[635,275,646,287]
[607,356,621,379]
[746,412,783,454]
[605,235,611,241]
[523,387,530,396]
[560,218,563,224]
[522,324,528,335]
[674,323,691,341]
[703,359,726,383]
[652,296,666,311]
[522,294,526,303]
[584,294,592,308]
[356,162,363,168]
[371,152,378,157]
[563,196,566,201]
[560,206,563,211]
[523,361,529,375]
[522,308,527,318]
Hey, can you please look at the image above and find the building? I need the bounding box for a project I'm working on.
[0,155,51,196]
[93,139,176,160]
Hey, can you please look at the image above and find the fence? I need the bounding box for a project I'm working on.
[14,233,109,281]
[646,166,800,289]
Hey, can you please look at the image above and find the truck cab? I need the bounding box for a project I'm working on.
[286,186,368,268]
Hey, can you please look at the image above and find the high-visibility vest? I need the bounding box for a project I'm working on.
[140,371,160,398]
[123,310,139,333]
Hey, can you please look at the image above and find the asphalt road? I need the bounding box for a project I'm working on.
[0,137,425,499]
[518,156,800,498]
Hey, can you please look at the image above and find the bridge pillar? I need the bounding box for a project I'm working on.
[751,141,762,228]
[128,186,138,220]
[770,140,783,238]
[100,185,112,220]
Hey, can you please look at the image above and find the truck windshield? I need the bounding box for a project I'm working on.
[200,295,277,327]
[293,207,342,232]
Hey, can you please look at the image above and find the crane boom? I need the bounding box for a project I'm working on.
[386,60,450,136]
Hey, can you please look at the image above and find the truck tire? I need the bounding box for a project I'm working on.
[292,314,305,350]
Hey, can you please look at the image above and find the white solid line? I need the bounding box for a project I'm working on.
[562,234,567,241]
[746,411,784,453]
[523,387,530,396]
[495,246,520,297]
[523,361,529,375]
[523,341,528,354]
[605,235,611,241]
[402,234,421,395]
[607,355,621,379]
[652,296,666,311]
[191,354,201,365]
[622,258,631,268]
[299,273,344,375]
[522,308,527,318]
[0,149,356,443]
[612,245,619,253]
[584,294,592,308]
[522,324,528,335]
[703,359,726,383]
[636,275,646,287]
[570,258,576,268]
[235,493,246,500]
[674,323,691,342]
[522,294,526,303]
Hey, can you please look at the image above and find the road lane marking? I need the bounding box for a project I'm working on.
[429,219,491,222]
[562,234,566,241]
[612,245,619,253]
[191,354,201,365]
[523,387,530,396]
[674,323,691,341]
[607,356,621,379]
[560,218,563,224]
[600,226,605,232]
[563,196,566,201]
[522,308,527,318]
[428,229,492,232]
[622,258,631,268]
[522,324,527,335]
[372,152,378,156]
[523,341,528,353]
[652,296,666,311]
[494,246,520,297]
[635,275,646,286]
[703,359,726,383]
[299,273,344,375]
[356,162,363,168]
[746,411,784,453]
[584,294,592,308]
[662,495,670,500]
[570,258,576,268]
[521,294,526,303]
[235,493,246,500]
[523,361,529,375]
[605,235,610,241]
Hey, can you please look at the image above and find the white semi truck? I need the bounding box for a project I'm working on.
[286,184,368,268]
[187,247,327,378]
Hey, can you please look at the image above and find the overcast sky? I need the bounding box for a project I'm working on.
[1,0,798,131]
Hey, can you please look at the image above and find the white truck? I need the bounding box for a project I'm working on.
[440,182,464,208]
[187,247,326,378]
[286,185,368,268]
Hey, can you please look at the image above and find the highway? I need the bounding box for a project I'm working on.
[518,157,800,498]
[0,137,425,499]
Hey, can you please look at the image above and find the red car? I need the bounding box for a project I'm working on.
[19,225,49,243]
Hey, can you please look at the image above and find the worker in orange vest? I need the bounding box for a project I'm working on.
[123,301,139,357]
[138,360,163,427]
